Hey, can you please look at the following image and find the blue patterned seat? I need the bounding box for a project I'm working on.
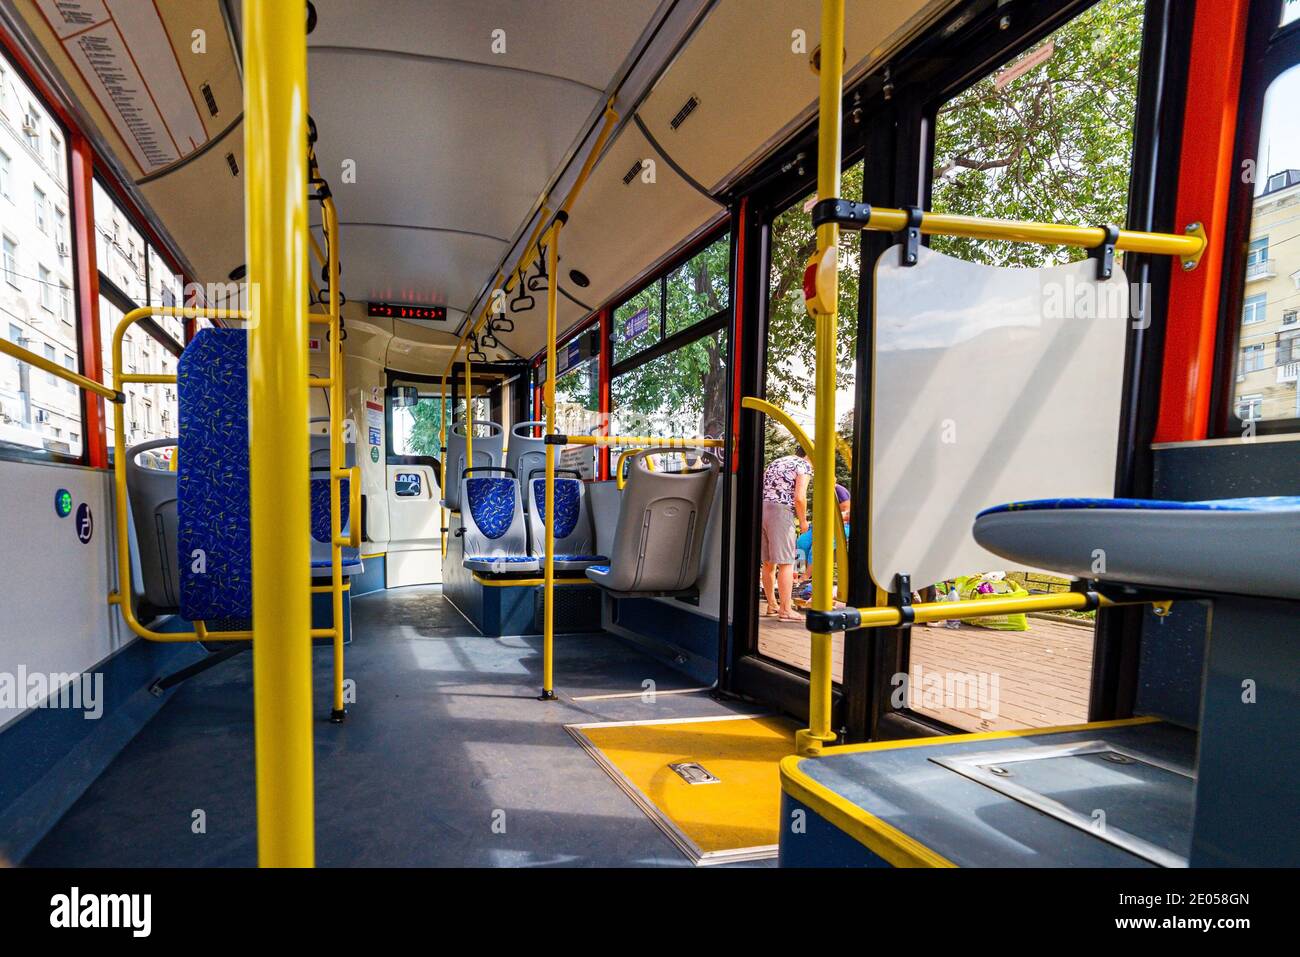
[177,329,362,621]
[460,470,537,574]
[525,474,605,571]
[178,330,252,620]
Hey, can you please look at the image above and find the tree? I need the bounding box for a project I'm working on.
[930,0,1145,267]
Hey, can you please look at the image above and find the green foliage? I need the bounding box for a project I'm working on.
[930,0,1144,267]
[400,397,444,458]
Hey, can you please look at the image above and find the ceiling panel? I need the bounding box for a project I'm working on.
[637,0,944,192]
[308,0,664,92]
[496,123,720,359]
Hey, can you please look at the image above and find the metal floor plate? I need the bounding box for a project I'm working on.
[930,739,1194,867]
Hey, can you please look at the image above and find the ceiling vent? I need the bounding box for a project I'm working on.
[201,83,219,116]
[225,152,239,177]
[622,160,644,185]
[670,95,700,131]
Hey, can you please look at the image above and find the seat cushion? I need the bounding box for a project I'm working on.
[464,556,540,574]
[973,496,1300,600]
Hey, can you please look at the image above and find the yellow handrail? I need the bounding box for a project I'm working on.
[857,207,1206,268]
[0,338,122,403]
[741,396,850,603]
[613,447,657,489]
[847,590,1124,629]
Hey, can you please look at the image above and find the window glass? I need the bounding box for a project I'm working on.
[664,236,730,338]
[1229,59,1300,426]
[610,327,727,457]
[93,178,147,303]
[930,0,1144,268]
[99,296,179,452]
[1284,0,1300,28]
[0,51,81,458]
[390,390,445,458]
[554,356,600,436]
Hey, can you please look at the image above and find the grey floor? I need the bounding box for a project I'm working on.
[26,586,766,867]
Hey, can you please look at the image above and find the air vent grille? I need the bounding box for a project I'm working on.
[670,95,700,130]
[622,160,644,185]
[225,152,239,177]
[200,82,219,116]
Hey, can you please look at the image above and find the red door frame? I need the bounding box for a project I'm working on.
[1153,0,1251,443]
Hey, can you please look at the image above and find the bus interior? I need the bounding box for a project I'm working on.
[0,0,1297,885]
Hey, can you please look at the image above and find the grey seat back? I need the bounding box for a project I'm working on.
[590,448,719,594]
[442,419,504,511]
[459,467,538,573]
[125,437,180,611]
[527,469,603,569]
[506,421,547,510]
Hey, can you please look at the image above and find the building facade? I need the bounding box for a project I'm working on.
[1234,168,1300,424]
[0,56,78,455]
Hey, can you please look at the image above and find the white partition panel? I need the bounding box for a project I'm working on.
[870,245,1128,591]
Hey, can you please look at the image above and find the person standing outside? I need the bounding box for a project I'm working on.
[761,450,812,620]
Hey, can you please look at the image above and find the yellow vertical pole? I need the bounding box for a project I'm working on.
[324,197,346,723]
[465,349,474,471]
[244,0,314,865]
[540,215,565,700]
[798,0,845,756]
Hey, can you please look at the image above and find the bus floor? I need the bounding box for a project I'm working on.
[25,586,768,868]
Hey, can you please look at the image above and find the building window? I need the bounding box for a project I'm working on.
[43,343,57,384]
[1277,332,1298,367]
[34,186,47,233]
[23,103,40,151]
[0,149,10,201]
[48,132,62,178]
[1237,393,1264,421]
[2,236,17,286]
[63,353,76,392]
[1242,293,1268,325]
[38,264,54,310]
[1245,236,1271,279]
[1240,342,1266,374]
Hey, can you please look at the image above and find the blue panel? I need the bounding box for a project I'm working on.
[778,794,890,867]
[533,478,581,539]
[466,478,515,539]
[310,477,350,543]
[178,329,251,620]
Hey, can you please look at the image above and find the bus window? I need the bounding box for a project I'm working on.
[0,49,81,460]
[93,178,184,456]
[754,161,861,676]
[389,389,444,460]
[609,235,730,465]
[1228,53,1300,429]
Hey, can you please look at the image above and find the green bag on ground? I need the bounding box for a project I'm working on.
[951,574,1030,631]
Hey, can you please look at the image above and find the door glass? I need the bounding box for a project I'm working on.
[756,161,862,680]
[907,0,1145,732]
